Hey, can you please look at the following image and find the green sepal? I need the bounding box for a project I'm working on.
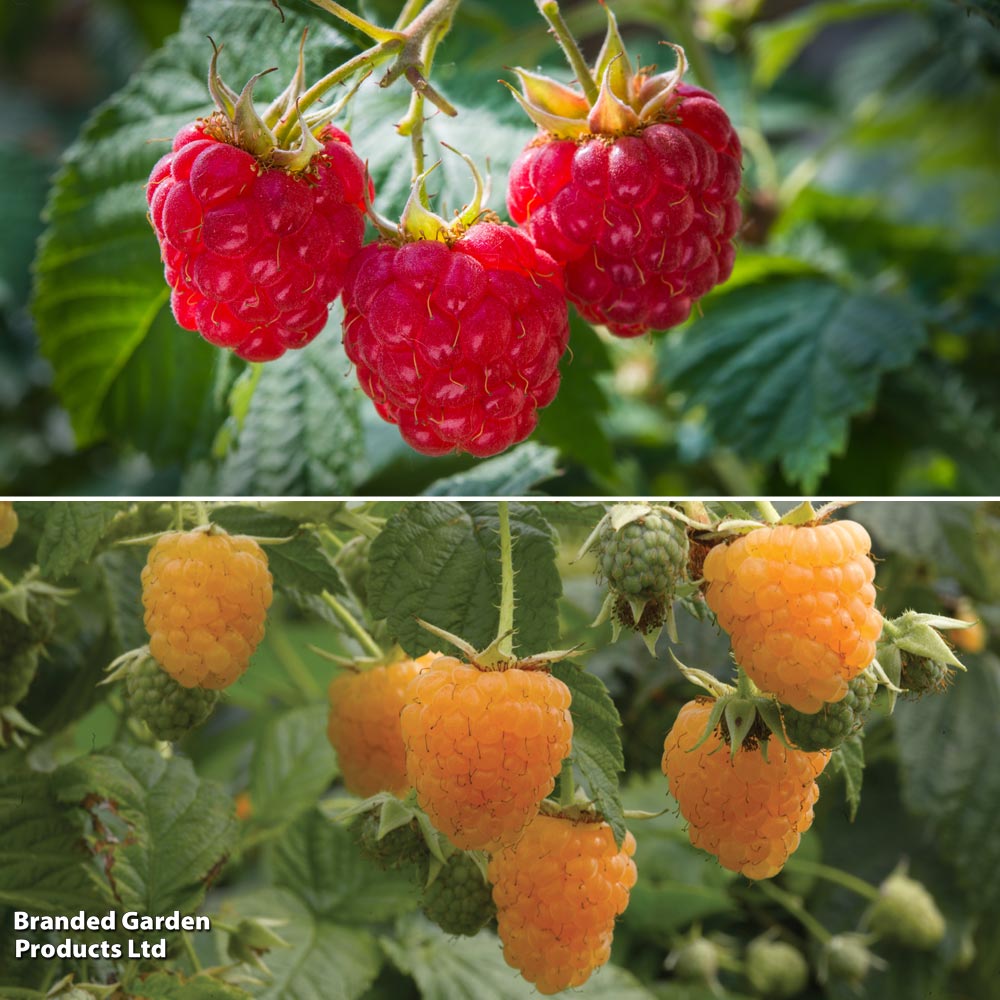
[588,64,640,134]
[723,697,756,758]
[882,611,966,669]
[594,6,633,101]
[233,70,279,158]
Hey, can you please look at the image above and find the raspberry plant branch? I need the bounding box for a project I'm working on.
[754,880,833,944]
[782,858,881,902]
[321,590,384,659]
[497,502,515,660]
[536,0,599,105]
[305,0,407,43]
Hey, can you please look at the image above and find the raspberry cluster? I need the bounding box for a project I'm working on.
[702,521,883,713]
[488,813,638,994]
[662,698,829,879]
[148,123,368,362]
[141,529,272,689]
[326,651,439,797]
[400,655,573,851]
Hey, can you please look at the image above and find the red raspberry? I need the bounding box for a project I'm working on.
[342,222,569,457]
[508,83,741,338]
[147,122,368,362]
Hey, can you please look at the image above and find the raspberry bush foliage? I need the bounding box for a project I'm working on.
[2,498,1000,999]
[6,0,1000,495]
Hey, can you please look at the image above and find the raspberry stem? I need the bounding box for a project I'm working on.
[754,500,781,524]
[754,881,832,944]
[557,757,576,807]
[307,0,407,43]
[321,590,384,659]
[782,859,881,902]
[536,1,599,105]
[496,501,515,659]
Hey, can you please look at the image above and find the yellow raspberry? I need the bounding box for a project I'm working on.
[327,651,440,797]
[950,599,986,654]
[400,656,573,851]
[661,698,829,880]
[702,521,883,712]
[141,529,272,689]
[0,502,17,548]
[488,813,637,995]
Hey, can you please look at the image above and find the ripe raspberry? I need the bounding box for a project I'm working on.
[488,813,637,994]
[327,651,439,797]
[899,654,954,697]
[702,521,883,713]
[780,669,877,752]
[745,937,809,998]
[421,852,496,936]
[399,655,573,850]
[125,655,219,741]
[0,502,17,548]
[867,869,945,950]
[353,811,428,872]
[661,698,829,879]
[147,121,368,362]
[342,222,569,457]
[0,647,39,709]
[141,529,272,689]
[506,15,742,339]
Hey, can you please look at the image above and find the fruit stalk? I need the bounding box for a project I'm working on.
[536,1,599,104]
[321,590,383,659]
[497,502,515,659]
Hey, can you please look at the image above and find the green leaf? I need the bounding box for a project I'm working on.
[828,732,865,822]
[552,662,626,846]
[54,745,238,916]
[209,507,348,600]
[247,706,339,844]
[894,654,1000,912]
[534,314,614,477]
[267,809,418,923]
[226,887,382,1000]
[31,0,355,452]
[367,502,561,657]
[0,765,114,912]
[661,278,926,489]
[751,0,914,88]
[215,338,363,495]
[37,502,120,580]
[381,914,655,999]
[422,443,560,496]
[123,972,253,1000]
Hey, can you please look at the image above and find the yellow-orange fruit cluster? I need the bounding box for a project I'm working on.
[0,502,17,548]
[488,813,637,995]
[141,530,272,689]
[662,699,829,879]
[703,521,882,712]
[327,651,440,797]
[400,656,573,850]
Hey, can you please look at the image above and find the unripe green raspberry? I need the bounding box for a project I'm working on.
[125,656,219,741]
[667,936,721,985]
[335,536,371,605]
[597,511,688,601]
[0,597,57,651]
[899,654,953,698]
[353,811,428,872]
[0,646,40,708]
[868,869,946,950]
[421,852,495,936]
[822,933,882,986]
[780,670,877,751]
[745,937,808,998]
